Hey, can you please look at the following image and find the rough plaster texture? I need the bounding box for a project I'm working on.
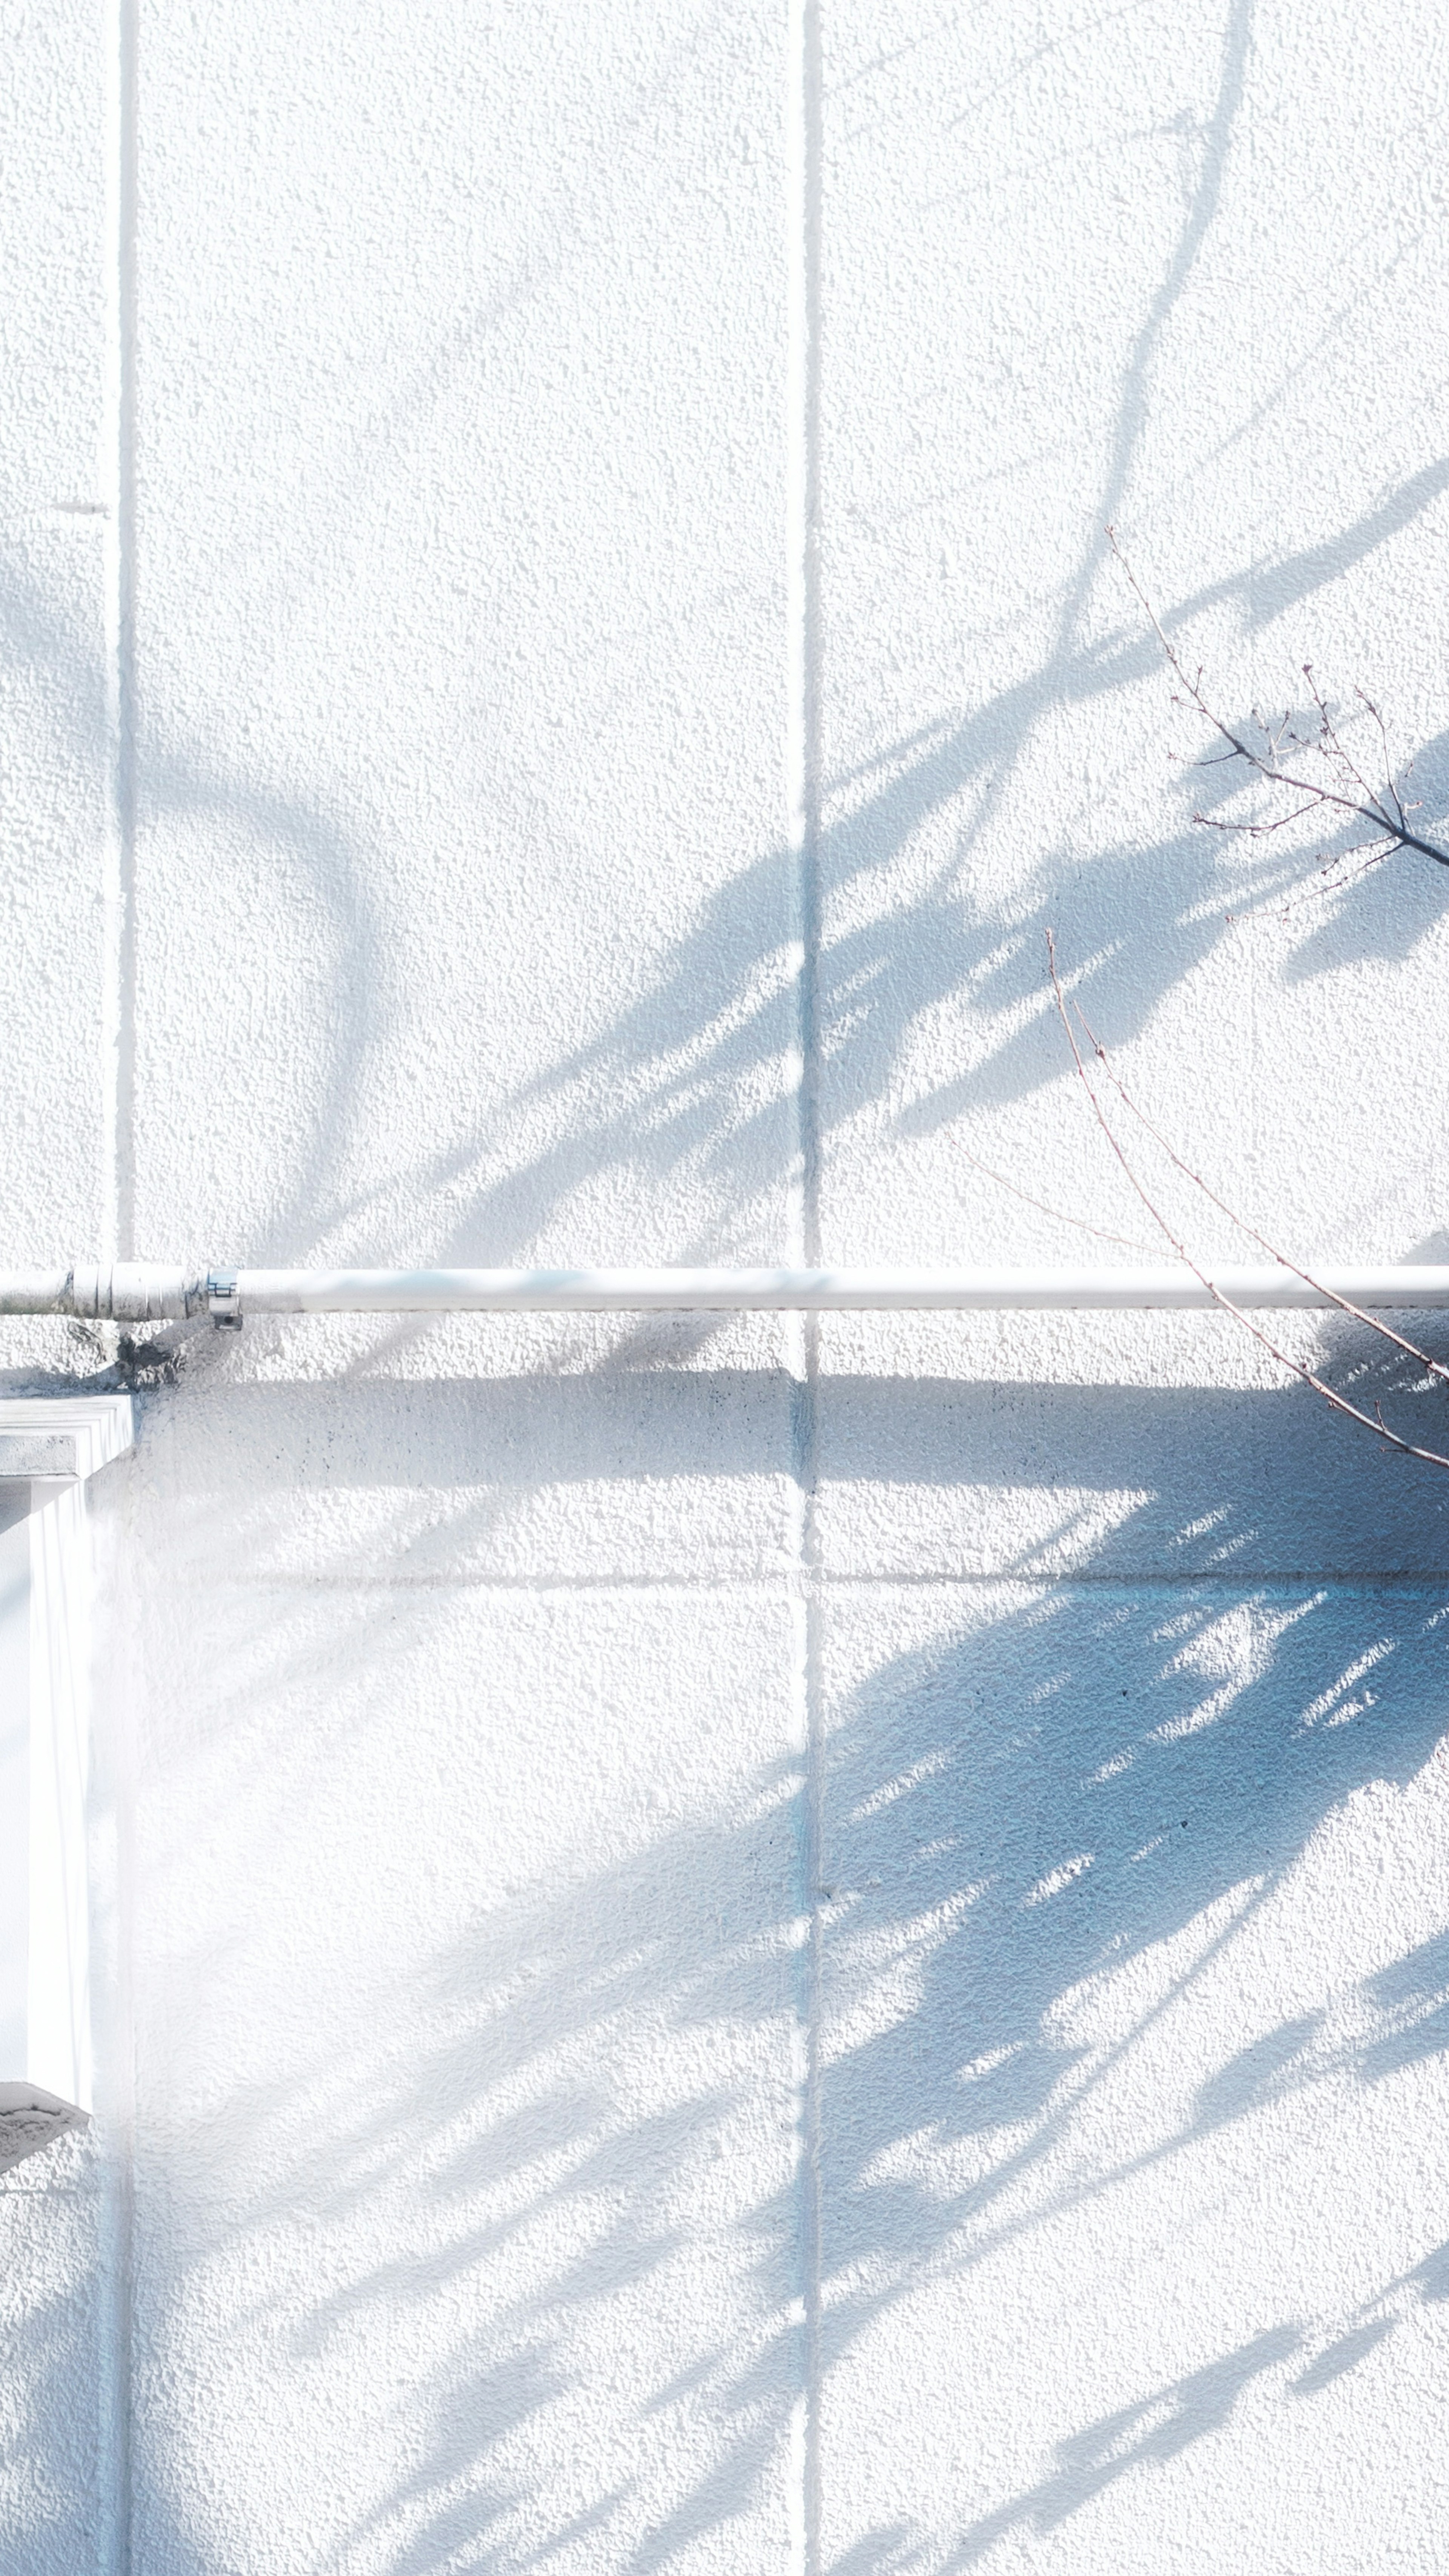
[4,2,1449,2570]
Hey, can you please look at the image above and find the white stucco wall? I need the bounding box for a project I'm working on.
[4,3,1449,2570]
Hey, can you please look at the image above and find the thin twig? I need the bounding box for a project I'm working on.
[1356,688,1407,832]
[1194,799,1342,837]
[955,1143,1156,1256]
[1066,986,1449,1393]
[1303,664,1383,815]
[1275,844,1396,912]
[1046,932,1449,1471]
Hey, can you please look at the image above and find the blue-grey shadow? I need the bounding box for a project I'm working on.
[99,1353,1449,2571]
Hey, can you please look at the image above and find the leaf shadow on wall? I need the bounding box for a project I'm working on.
[352,431,1449,1356]
[2,0,1448,1342]
[351,0,1449,1308]
[0,2138,107,2576]
[816,1580,1449,2569]
[112,1352,1449,2573]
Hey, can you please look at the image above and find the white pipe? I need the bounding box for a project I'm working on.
[6,1262,1449,1321]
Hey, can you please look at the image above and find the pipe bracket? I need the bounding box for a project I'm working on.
[206,1269,242,1331]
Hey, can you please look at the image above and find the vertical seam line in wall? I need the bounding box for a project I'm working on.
[786,0,823,2568]
[100,4,138,2568]
[103,0,138,1273]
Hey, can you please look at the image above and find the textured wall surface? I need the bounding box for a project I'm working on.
[3,2,1449,2569]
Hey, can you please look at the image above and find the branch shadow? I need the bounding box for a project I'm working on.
[6,9,1449,2571]
[103,1356,1449,2570]
[943,2327,1302,2568]
[0,2131,106,2575]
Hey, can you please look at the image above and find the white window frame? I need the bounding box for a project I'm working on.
[0,1394,132,2172]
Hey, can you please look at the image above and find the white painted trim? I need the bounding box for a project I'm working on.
[0,1393,135,1479]
[0,1394,132,2171]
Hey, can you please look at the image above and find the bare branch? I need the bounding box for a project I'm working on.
[1107,528,1449,871]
